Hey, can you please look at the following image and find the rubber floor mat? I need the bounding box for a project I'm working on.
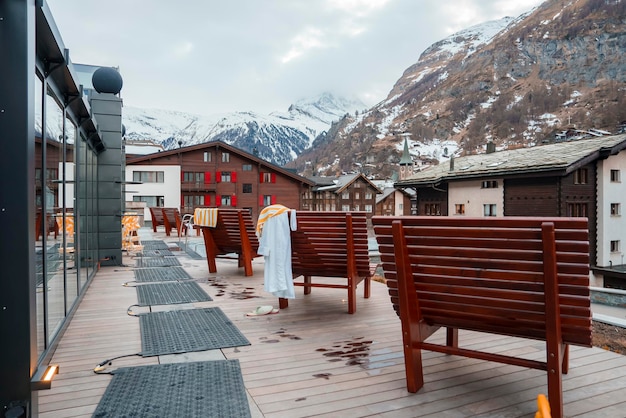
[136,282,212,306]
[134,267,192,282]
[92,360,251,418]
[139,307,250,356]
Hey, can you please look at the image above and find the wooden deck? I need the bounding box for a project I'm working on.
[38,230,626,417]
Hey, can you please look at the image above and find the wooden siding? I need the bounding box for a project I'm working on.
[415,186,448,216]
[561,164,598,265]
[504,177,560,216]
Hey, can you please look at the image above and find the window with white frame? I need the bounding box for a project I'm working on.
[611,203,621,216]
[483,204,497,217]
[364,204,372,212]
[481,180,498,188]
[342,205,350,211]
[221,171,232,182]
[221,195,231,206]
[365,192,372,199]
[203,151,212,162]
[342,192,350,199]
[133,171,164,183]
[221,152,230,162]
[610,169,621,182]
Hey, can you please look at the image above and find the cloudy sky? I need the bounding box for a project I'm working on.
[47,0,544,116]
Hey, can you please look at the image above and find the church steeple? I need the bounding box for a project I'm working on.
[398,135,414,180]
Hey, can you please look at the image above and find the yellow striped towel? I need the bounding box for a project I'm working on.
[256,204,290,237]
[194,208,219,227]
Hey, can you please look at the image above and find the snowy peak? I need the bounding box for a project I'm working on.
[122,92,360,166]
[422,16,516,59]
[280,92,366,125]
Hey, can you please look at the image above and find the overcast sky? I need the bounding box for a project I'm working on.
[47,0,544,116]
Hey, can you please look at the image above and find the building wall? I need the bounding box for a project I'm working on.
[448,179,503,217]
[596,152,626,268]
[127,146,308,221]
[124,164,181,222]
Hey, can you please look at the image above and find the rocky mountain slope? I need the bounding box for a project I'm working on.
[122,92,365,166]
[289,0,626,178]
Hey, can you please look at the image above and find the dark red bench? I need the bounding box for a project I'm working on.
[278,211,375,314]
[161,207,183,237]
[372,216,592,418]
[197,208,260,276]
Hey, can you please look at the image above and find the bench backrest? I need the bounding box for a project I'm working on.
[372,216,592,347]
[211,209,259,253]
[291,211,371,279]
[148,207,164,225]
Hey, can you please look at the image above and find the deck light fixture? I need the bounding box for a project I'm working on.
[31,364,59,390]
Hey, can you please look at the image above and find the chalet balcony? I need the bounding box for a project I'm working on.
[38,228,626,418]
[181,181,216,193]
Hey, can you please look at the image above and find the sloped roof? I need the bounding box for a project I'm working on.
[310,173,383,194]
[396,134,626,187]
[126,140,314,186]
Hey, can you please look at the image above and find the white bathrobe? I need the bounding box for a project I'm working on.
[257,210,297,298]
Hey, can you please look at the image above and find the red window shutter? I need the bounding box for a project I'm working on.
[259,195,264,206]
[181,195,184,207]
[204,171,211,184]
[259,173,264,183]
[271,173,276,183]
[231,171,237,183]
[216,195,222,207]
[204,194,211,206]
[181,171,185,182]
[231,194,237,207]
[216,171,222,183]
[271,195,277,205]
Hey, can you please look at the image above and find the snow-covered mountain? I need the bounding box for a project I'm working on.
[122,92,365,166]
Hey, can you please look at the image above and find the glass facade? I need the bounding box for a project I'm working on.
[33,71,102,361]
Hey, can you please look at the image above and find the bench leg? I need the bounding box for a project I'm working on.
[347,277,356,314]
[364,276,371,299]
[201,228,218,273]
[279,297,288,309]
[446,327,458,348]
[303,276,312,295]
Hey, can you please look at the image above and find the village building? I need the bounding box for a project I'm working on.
[394,134,626,289]
[125,141,315,222]
[303,173,382,217]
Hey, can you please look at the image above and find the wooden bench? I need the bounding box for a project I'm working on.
[148,207,165,233]
[372,216,592,418]
[278,211,374,314]
[197,208,260,276]
[161,207,183,237]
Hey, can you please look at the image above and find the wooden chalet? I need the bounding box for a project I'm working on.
[302,173,382,217]
[126,141,315,221]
